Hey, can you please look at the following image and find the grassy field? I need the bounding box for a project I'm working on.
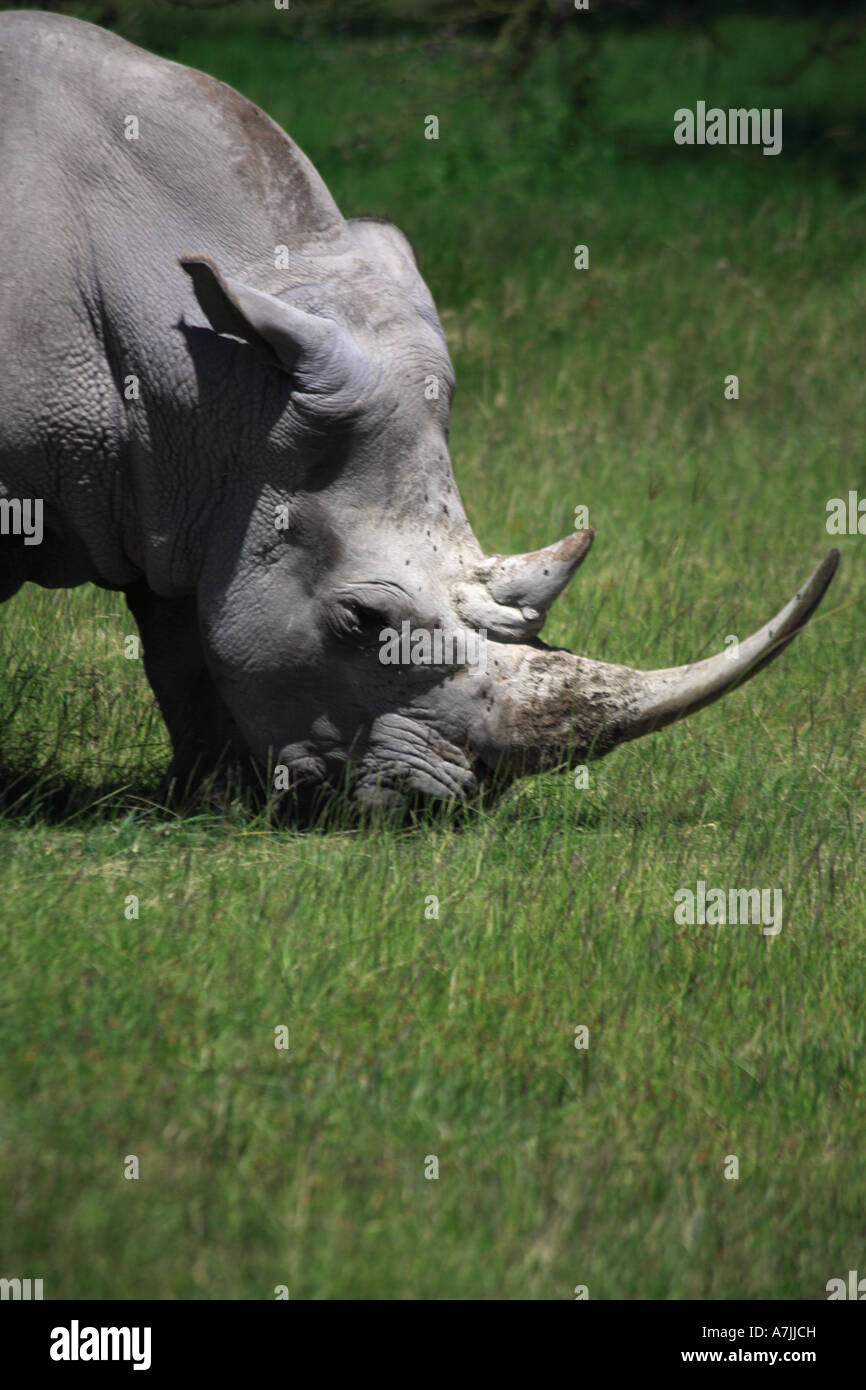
[1,5,864,1299]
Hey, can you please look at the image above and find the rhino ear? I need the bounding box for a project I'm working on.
[179,253,346,379]
[348,217,420,280]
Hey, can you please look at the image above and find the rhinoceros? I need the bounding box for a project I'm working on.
[0,11,839,811]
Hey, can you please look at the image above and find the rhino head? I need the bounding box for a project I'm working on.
[178,219,838,814]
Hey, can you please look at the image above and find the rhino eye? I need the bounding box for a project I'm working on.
[328,598,389,648]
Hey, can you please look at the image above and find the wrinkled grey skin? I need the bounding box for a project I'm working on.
[0,13,838,812]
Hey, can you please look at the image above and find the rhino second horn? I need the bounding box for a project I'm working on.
[452,584,542,641]
[453,530,595,640]
[478,529,594,613]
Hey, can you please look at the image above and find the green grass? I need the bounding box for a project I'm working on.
[1,7,864,1298]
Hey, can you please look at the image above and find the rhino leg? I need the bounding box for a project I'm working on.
[124,581,252,801]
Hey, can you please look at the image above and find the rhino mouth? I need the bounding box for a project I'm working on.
[273,710,485,814]
[352,711,479,806]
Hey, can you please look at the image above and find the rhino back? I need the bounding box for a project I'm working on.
[0,11,342,266]
[0,11,345,589]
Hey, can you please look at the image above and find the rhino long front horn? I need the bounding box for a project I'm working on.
[616,548,840,741]
[478,551,839,772]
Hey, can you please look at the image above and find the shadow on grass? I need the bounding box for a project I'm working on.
[0,755,178,828]
[0,745,720,837]
[0,752,498,835]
